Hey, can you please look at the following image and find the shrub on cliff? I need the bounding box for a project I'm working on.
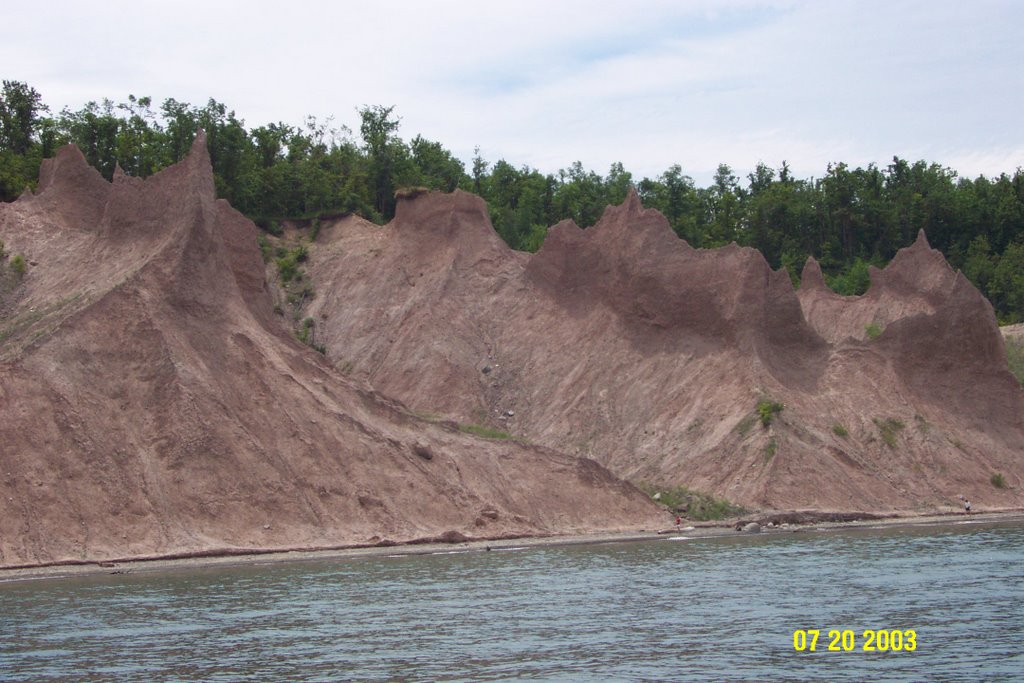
[639,483,746,521]
[10,253,26,277]
[757,399,784,428]
[874,417,905,447]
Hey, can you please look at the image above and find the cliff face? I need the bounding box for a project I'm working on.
[305,189,1024,511]
[797,233,1021,438]
[0,140,663,569]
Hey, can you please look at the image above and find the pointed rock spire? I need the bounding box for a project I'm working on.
[800,256,827,290]
[184,129,212,172]
[36,144,96,193]
[913,229,931,250]
[624,185,642,213]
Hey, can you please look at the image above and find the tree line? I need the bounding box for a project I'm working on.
[2,79,1023,322]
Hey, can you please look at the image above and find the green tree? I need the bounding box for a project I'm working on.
[706,163,743,245]
[826,257,874,296]
[605,161,633,205]
[60,99,120,178]
[409,135,465,192]
[113,95,165,177]
[471,145,489,196]
[0,80,47,154]
[553,161,606,228]
[6,83,1024,320]
[962,235,996,294]
[251,123,290,168]
[359,104,409,220]
[638,165,699,243]
[819,162,858,260]
[160,98,199,164]
[0,150,39,201]
[0,81,48,200]
[989,242,1024,323]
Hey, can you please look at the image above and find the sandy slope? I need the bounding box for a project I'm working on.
[303,189,1024,511]
[1002,324,1024,340]
[0,138,664,569]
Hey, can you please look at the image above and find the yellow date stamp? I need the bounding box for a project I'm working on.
[792,629,917,652]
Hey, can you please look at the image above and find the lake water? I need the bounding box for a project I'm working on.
[1,520,1022,682]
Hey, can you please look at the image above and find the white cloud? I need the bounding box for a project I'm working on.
[1,0,1021,185]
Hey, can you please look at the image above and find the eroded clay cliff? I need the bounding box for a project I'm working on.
[303,189,1024,511]
[0,139,664,569]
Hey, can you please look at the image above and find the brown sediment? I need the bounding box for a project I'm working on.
[0,136,665,569]
[303,188,1024,511]
[2,135,1022,571]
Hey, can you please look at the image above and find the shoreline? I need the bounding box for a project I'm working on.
[3,508,1023,585]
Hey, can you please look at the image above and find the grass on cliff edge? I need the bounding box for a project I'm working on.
[458,423,511,439]
[638,483,747,521]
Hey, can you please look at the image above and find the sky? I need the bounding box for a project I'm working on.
[2,0,1022,186]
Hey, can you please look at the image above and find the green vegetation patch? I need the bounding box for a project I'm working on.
[296,316,314,343]
[276,254,298,282]
[638,483,747,521]
[764,437,778,461]
[874,417,905,447]
[286,283,315,306]
[294,316,325,353]
[991,472,1007,489]
[275,244,308,283]
[865,321,883,339]
[257,234,273,263]
[757,399,784,428]
[458,423,510,440]
[826,257,875,296]
[10,254,26,277]
[832,423,849,437]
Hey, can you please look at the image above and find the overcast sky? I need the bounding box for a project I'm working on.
[3,0,1021,185]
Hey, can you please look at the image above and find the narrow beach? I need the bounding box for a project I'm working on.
[3,508,1022,585]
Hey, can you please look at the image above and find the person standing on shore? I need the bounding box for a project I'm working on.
[964,499,972,514]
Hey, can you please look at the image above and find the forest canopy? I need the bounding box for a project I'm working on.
[2,79,1023,322]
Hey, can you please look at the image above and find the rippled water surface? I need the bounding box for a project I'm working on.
[2,520,1022,682]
